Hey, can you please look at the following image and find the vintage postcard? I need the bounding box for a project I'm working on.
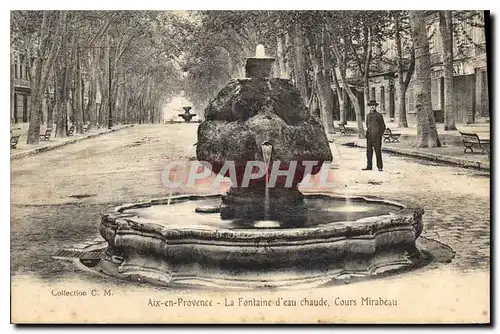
[10,9,490,324]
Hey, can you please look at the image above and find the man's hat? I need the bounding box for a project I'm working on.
[367,100,379,106]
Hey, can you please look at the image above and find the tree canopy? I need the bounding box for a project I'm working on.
[11,10,486,146]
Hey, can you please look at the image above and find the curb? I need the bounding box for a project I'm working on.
[345,142,490,172]
[11,125,134,161]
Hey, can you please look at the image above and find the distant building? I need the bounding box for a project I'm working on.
[10,50,32,123]
[336,11,489,124]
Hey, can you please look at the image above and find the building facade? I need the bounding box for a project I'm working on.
[338,11,489,124]
[10,50,32,123]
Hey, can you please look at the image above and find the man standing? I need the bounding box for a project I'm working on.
[362,100,386,171]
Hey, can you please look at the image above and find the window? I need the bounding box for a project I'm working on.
[431,79,440,110]
[19,55,23,80]
[371,87,376,100]
[406,83,415,113]
[374,43,382,57]
[452,21,468,55]
[434,25,443,54]
[26,60,30,80]
[22,55,28,80]
[387,39,396,59]
[380,86,385,111]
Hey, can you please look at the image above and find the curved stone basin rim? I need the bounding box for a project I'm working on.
[101,193,423,241]
[97,193,425,289]
[113,193,409,213]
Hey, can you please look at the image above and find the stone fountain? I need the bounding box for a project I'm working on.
[196,44,332,226]
[178,106,196,122]
[95,45,433,289]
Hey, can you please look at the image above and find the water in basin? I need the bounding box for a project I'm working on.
[122,196,403,229]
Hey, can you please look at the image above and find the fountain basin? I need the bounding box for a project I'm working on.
[98,194,425,289]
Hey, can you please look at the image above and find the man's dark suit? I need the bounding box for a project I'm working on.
[365,111,386,170]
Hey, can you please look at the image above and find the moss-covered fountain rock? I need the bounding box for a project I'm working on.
[197,76,332,225]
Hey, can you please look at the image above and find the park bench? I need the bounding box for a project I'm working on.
[459,132,490,153]
[383,128,401,143]
[67,125,75,136]
[338,123,355,136]
[10,135,20,149]
[39,128,52,141]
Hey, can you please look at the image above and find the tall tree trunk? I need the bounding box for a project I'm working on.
[121,77,128,123]
[98,103,104,126]
[309,39,332,133]
[112,69,121,121]
[307,81,318,114]
[147,82,152,124]
[150,82,155,124]
[362,26,373,121]
[27,12,63,144]
[97,44,108,127]
[439,10,456,130]
[395,11,409,128]
[395,13,416,129]
[66,100,72,131]
[82,78,88,124]
[55,43,69,138]
[74,44,84,134]
[331,43,365,138]
[347,24,372,122]
[331,66,344,124]
[341,90,348,123]
[126,95,132,124]
[106,33,112,128]
[139,98,143,124]
[276,34,289,79]
[402,47,415,127]
[26,17,47,144]
[409,11,441,148]
[284,31,291,78]
[46,83,56,127]
[70,86,76,125]
[363,80,370,122]
[67,32,78,128]
[51,66,59,131]
[317,80,333,134]
[321,30,334,133]
[292,25,308,100]
[87,49,98,128]
[341,46,348,124]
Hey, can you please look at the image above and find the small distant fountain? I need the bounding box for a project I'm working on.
[92,44,453,289]
[178,106,196,122]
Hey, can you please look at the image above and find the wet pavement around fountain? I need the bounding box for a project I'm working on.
[11,123,490,282]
